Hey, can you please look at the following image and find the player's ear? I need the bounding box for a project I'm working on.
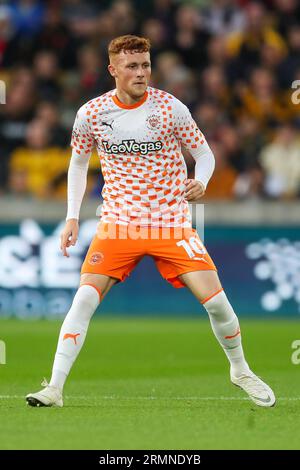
[108,64,117,78]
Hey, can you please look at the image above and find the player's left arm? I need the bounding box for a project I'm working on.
[173,98,215,201]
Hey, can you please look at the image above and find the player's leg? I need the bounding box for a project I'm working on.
[179,270,250,377]
[26,274,117,407]
[26,222,143,407]
[49,274,117,390]
[179,270,275,407]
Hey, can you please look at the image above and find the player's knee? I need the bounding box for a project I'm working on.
[79,273,115,300]
[202,289,237,322]
[201,287,225,307]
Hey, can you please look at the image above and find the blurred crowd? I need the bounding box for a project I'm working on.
[0,0,300,202]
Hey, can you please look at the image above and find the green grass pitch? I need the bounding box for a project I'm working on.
[0,317,299,450]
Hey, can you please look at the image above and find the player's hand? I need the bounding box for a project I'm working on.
[184,179,205,201]
[60,219,79,257]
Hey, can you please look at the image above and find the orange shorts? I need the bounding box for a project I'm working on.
[81,223,217,288]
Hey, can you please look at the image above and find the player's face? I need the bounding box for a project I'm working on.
[109,51,151,99]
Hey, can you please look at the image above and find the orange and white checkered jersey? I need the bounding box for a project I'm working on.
[71,87,208,227]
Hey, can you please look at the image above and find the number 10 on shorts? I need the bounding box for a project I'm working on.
[177,236,207,260]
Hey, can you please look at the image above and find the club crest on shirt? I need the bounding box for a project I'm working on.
[146,114,161,130]
[88,252,104,265]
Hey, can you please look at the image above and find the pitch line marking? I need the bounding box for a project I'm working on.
[0,395,300,401]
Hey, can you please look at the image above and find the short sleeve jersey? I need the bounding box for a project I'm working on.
[71,87,207,227]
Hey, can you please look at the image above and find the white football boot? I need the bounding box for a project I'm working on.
[231,371,276,407]
[26,379,63,407]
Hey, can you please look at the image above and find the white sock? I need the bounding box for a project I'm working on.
[49,284,100,391]
[202,290,250,378]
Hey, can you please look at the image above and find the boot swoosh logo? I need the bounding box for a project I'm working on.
[252,395,272,403]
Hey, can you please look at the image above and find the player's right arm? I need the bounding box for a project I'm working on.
[60,105,94,257]
[172,97,215,200]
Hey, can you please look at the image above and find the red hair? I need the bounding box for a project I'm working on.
[108,35,151,59]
